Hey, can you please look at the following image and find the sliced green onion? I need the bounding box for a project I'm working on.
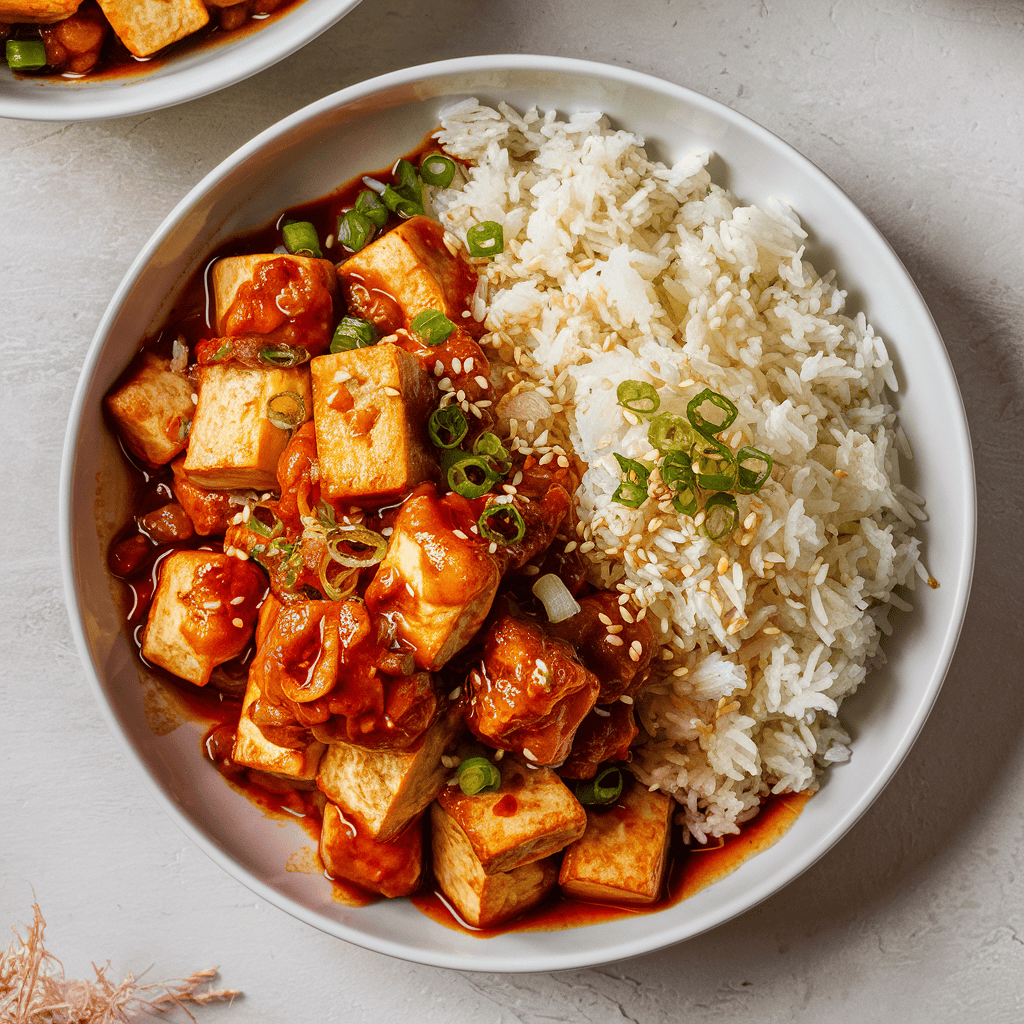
[259,343,308,368]
[317,557,358,602]
[473,432,511,474]
[457,756,501,795]
[330,316,377,353]
[735,445,773,493]
[380,184,423,219]
[617,379,660,417]
[478,504,527,545]
[612,453,650,509]
[354,188,388,229]
[325,525,388,568]
[647,412,697,453]
[393,158,422,200]
[447,454,500,499]
[691,437,737,492]
[411,308,455,347]
[337,208,375,252]
[576,767,624,806]
[466,221,504,258]
[701,492,739,541]
[419,153,456,187]
[660,451,699,517]
[282,220,322,258]
[427,405,469,449]
[6,40,47,70]
[687,388,737,438]
[266,391,306,432]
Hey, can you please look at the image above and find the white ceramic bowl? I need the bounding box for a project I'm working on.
[61,55,975,971]
[0,0,361,121]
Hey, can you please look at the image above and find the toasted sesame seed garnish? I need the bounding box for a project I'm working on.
[763,626,781,635]
[672,665,689,677]
[453,529,469,540]
[230,595,246,605]
[457,389,466,402]
[383,386,401,397]
[232,617,244,628]
[593,707,611,717]
[474,375,489,389]
[628,646,640,662]
[449,687,461,700]
[488,541,497,554]
[598,612,613,626]
[469,404,483,418]
[494,749,505,760]
[607,635,624,647]
[234,549,249,561]
[606,623,624,635]
[563,540,577,553]
[439,376,452,390]
[523,748,538,762]
[717,556,729,575]
[190,393,198,405]
[619,695,634,705]
[382,526,393,537]
[452,357,463,374]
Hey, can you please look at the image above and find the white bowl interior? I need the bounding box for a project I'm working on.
[61,56,975,972]
[0,0,361,121]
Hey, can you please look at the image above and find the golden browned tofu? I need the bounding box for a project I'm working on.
[211,254,337,348]
[337,216,479,336]
[430,801,558,928]
[319,803,422,899]
[169,457,233,536]
[364,485,500,671]
[558,780,674,907]
[436,755,586,875]
[0,0,80,22]
[183,363,312,491]
[316,703,462,842]
[140,550,265,687]
[104,351,194,466]
[95,0,207,57]
[232,668,326,780]
[310,345,434,502]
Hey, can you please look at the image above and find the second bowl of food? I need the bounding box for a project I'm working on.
[61,55,974,971]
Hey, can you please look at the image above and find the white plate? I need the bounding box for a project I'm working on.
[60,55,975,972]
[0,0,361,121]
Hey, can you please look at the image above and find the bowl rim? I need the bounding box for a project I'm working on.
[0,0,362,122]
[60,53,977,972]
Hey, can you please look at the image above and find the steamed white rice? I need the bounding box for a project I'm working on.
[429,101,927,842]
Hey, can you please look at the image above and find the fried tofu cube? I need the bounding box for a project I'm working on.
[140,550,265,687]
[183,363,311,491]
[337,216,479,334]
[0,0,80,22]
[364,485,500,671]
[170,457,233,536]
[104,351,195,466]
[319,802,422,898]
[310,345,434,502]
[558,780,674,907]
[436,756,586,875]
[95,0,208,57]
[232,669,326,780]
[316,703,462,842]
[211,253,337,348]
[431,802,558,928]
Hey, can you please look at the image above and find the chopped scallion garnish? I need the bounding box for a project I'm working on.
[427,405,469,449]
[735,445,773,493]
[259,343,308,368]
[701,492,739,540]
[575,767,624,806]
[282,220,322,258]
[266,391,306,432]
[611,453,650,509]
[6,40,47,70]
[419,153,456,188]
[457,756,501,796]
[411,308,455,347]
[687,387,738,438]
[354,188,388,228]
[447,454,500,499]
[330,317,377,352]
[466,221,504,258]
[617,379,660,417]
[325,525,388,568]
[477,504,527,545]
[337,208,375,252]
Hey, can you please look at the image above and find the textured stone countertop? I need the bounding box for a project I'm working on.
[2,1,1022,1020]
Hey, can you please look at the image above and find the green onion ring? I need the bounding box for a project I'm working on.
[466,221,505,258]
[246,506,284,540]
[735,445,773,493]
[325,525,388,568]
[419,153,457,188]
[647,412,698,453]
[330,317,377,353]
[259,343,308,368]
[691,437,738,492]
[337,209,375,252]
[478,504,526,545]
[447,454,499,499]
[411,308,456,347]
[282,220,322,258]
[701,492,739,541]
[354,189,388,229]
[616,379,660,417]
[687,388,738,437]
[266,391,306,432]
[428,405,469,449]
[575,767,625,806]
[457,757,501,795]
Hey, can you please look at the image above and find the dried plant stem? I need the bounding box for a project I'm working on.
[0,904,240,1023]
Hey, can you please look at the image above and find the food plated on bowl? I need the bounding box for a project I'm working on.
[62,57,974,971]
[0,0,361,120]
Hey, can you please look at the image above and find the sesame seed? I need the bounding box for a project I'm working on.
[620,607,634,624]
[234,550,249,561]
[673,666,689,677]
[593,707,611,717]
[606,623,623,635]
[190,393,198,405]
[230,595,246,605]
[232,617,244,628]
[452,357,462,374]
[607,635,624,647]
[717,556,729,575]
[439,377,452,390]
[564,540,577,553]
[764,626,781,635]
[598,612,613,626]
[464,357,474,372]
[469,404,483,418]
[488,541,497,554]
[383,386,400,397]
[538,452,554,465]
[630,640,643,655]
[494,749,505,760]
[579,541,595,553]
[453,529,469,540]
[457,390,466,402]
[434,360,444,376]
[523,748,538,762]
[619,694,634,705]
[557,456,570,468]
[628,646,640,663]
[449,686,461,700]
[743,512,757,530]
[475,375,489,389]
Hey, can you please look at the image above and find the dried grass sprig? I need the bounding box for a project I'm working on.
[1,904,240,1023]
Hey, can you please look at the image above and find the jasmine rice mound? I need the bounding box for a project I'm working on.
[429,100,928,843]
